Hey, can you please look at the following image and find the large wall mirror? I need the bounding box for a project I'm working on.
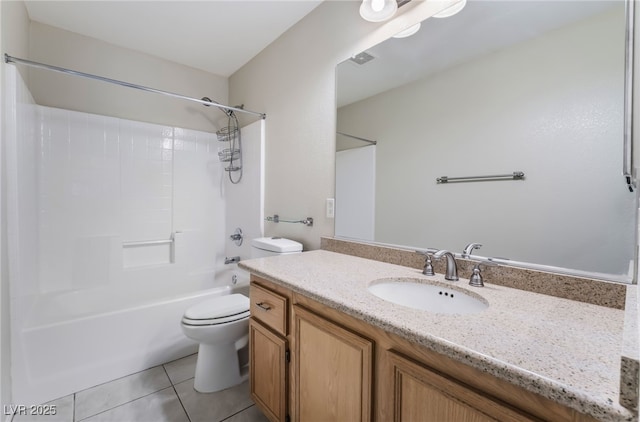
[335,0,636,283]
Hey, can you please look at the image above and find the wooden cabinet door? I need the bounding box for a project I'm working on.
[293,305,373,422]
[250,319,288,422]
[384,350,535,422]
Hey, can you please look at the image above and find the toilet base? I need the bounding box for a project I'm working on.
[193,339,248,393]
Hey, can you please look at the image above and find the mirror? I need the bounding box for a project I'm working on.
[335,0,636,282]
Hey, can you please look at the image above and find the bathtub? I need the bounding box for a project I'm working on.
[11,266,250,406]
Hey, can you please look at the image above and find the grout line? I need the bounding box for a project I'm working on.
[163,353,197,370]
[219,404,256,422]
[75,387,175,422]
[162,365,191,422]
[80,365,165,392]
[73,365,171,419]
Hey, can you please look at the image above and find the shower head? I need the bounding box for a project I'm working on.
[201,97,235,117]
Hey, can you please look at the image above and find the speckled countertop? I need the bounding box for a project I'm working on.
[239,250,637,422]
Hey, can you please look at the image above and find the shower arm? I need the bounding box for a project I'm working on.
[4,53,266,120]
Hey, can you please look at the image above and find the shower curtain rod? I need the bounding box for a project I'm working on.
[336,131,377,145]
[4,53,266,119]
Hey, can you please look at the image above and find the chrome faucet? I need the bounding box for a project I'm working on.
[224,256,241,265]
[462,243,482,258]
[433,250,459,281]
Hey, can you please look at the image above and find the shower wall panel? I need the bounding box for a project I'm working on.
[38,108,121,292]
[34,106,225,293]
[173,127,225,275]
[120,122,173,243]
[5,66,38,301]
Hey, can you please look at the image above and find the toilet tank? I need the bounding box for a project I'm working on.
[251,237,303,258]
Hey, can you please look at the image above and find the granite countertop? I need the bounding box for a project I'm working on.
[239,249,637,422]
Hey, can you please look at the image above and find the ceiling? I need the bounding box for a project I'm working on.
[24,0,324,77]
[337,0,621,107]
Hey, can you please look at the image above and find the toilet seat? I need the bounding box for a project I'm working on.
[182,294,250,326]
[182,311,249,326]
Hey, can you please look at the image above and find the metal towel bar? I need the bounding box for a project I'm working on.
[436,172,525,184]
[265,214,313,227]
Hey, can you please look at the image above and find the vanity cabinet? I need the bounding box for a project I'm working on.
[382,350,534,422]
[249,320,287,422]
[293,305,373,422]
[249,283,289,422]
[249,275,598,422]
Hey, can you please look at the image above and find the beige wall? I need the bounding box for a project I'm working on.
[28,22,229,133]
[229,0,453,250]
[2,1,30,82]
[1,0,31,410]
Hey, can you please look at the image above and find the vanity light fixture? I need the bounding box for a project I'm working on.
[359,0,398,22]
[432,0,467,18]
[392,23,421,38]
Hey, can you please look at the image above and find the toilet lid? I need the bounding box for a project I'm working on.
[184,294,249,320]
[251,237,303,253]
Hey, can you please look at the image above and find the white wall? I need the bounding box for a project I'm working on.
[337,8,635,276]
[229,1,454,250]
[0,0,30,412]
[335,145,375,240]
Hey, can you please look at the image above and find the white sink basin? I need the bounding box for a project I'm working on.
[368,278,488,315]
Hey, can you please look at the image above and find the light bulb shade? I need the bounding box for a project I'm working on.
[433,0,467,18]
[392,23,421,38]
[359,0,398,22]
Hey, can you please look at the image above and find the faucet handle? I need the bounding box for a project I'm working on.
[422,254,435,276]
[415,249,436,276]
[469,264,484,287]
[468,259,497,287]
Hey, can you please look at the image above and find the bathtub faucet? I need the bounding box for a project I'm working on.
[224,256,241,265]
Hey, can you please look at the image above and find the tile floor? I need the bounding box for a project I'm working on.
[11,354,268,422]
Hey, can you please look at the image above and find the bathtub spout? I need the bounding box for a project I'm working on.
[225,256,241,265]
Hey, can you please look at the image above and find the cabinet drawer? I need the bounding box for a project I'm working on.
[251,283,288,335]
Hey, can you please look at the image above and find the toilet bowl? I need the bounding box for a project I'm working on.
[181,293,250,393]
[181,237,302,393]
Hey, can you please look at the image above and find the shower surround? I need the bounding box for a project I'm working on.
[5,67,264,405]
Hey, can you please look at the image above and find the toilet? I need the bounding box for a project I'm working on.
[180,236,302,393]
[181,294,250,393]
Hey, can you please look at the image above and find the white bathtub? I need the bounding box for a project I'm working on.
[12,267,250,405]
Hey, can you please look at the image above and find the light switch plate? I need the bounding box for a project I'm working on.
[326,198,335,218]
